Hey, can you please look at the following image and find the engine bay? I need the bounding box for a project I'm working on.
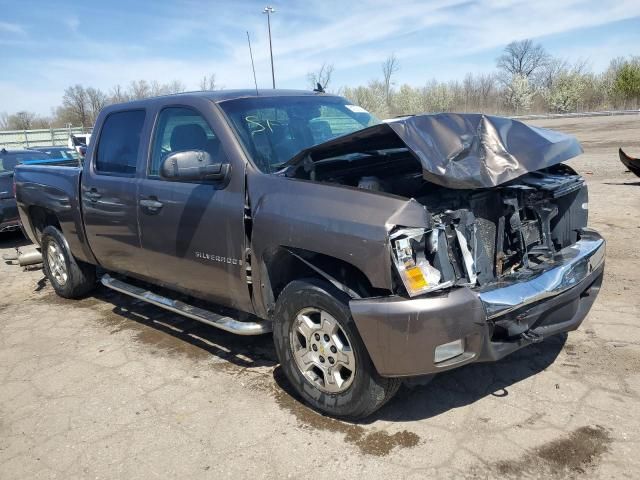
[287,150,588,288]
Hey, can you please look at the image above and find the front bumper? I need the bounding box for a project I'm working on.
[0,197,20,232]
[350,229,605,377]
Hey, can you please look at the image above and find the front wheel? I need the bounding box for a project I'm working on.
[41,226,96,299]
[273,279,400,419]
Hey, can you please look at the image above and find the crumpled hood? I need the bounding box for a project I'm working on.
[288,113,583,189]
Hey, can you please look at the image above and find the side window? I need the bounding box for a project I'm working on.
[95,110,145,175]
[150,107,222,177]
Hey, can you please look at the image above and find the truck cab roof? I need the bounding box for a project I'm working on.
[105,89,332,111]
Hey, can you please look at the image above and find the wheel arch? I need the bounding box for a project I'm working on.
[258,246,389,318]
[27,205,62,244]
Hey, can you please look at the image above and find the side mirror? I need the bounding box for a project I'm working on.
[160,150,229,182]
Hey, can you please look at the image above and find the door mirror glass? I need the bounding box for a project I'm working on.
[160,150,228,181]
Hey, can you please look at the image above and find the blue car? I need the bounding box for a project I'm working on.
[0,148,58,233]
[28,146,81,165]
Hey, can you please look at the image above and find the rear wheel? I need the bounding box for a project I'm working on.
[41,226,96,299]
[273,279,401,419]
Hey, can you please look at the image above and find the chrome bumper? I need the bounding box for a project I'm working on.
[478,229,605,319]
[351,229,605,377]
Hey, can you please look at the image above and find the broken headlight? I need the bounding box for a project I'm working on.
[390,228,453,297]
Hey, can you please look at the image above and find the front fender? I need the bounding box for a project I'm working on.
[248,173,430,293]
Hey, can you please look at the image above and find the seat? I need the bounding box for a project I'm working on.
[269,123,299,162]
[310,120,333,144]
[170,124,208,152]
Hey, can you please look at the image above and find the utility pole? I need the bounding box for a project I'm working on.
[263,6,276,89]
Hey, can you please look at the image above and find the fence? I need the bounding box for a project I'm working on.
[0,127,92,149]
[511,109,640,120]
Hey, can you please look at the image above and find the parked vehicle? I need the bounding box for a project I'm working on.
[68,134,90,156]
[14,90,605,418]
[0,148,55,233]
[29,146,81,165]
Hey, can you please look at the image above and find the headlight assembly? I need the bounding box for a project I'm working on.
[390,227,453,297]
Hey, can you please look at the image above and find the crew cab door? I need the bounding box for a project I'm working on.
[81,109,148,275]
[137,104,249,310]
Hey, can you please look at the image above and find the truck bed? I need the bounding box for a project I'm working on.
[14,164,95,264]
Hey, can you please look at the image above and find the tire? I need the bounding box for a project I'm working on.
[273,278,401,419]
[41,225,96,299]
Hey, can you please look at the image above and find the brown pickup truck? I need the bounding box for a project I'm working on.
[14,90,605,419]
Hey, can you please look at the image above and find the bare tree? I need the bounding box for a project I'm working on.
[165,80,186,94]
[199,74,217,91]
[62,85,89,127]
[129,80,151,100]
[150,80,167,97]
[0,112,9,130]
[534,57,570,90]
[382,53,400,104]
[462,73,477,111]
[109,85,128,103]
[9,111,36,130]
[497,39,550,80]
[32,116,51,129]
[477,73,496,110]
[306,63,334,91]
[86,87,108,125]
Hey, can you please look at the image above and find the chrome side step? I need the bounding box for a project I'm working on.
[100,274,272,336]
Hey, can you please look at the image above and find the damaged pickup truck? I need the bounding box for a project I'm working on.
[14,90,605,419]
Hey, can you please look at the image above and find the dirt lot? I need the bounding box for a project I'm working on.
[1,114,639,479]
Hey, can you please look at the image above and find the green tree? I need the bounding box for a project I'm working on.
[613,60,640,106]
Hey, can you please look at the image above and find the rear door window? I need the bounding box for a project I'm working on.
[95,110,145,175]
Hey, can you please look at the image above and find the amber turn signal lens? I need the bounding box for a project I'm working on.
[404,266,428,291]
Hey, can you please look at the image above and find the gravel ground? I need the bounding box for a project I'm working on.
[1,114,639,479]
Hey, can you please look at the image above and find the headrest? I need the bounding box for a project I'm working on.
[170,124,207,152]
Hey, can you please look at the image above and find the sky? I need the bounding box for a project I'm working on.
[1,0,639,115]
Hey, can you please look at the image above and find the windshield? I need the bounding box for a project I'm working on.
[35,148,79,160]
[0,151,52,175]
[219,96,379,173]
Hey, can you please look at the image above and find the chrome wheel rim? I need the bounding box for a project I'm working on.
[290,307,356,394]
[47,242,68,286]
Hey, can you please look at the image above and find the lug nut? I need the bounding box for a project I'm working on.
[312,344,318,351]
[314,333,320,341]
[319,356,325,363]
[328,357,335,364]
[330,346,337,354]
[323,334,330,342]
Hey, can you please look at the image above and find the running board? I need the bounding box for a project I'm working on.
[100,274,272,335]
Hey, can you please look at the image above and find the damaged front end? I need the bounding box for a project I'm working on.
[385,164,601,339]
[284,113,605,376]
[388,163,590,295]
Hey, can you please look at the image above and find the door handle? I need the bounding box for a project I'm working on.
[85,189,101,202]
[139,198,164,211]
